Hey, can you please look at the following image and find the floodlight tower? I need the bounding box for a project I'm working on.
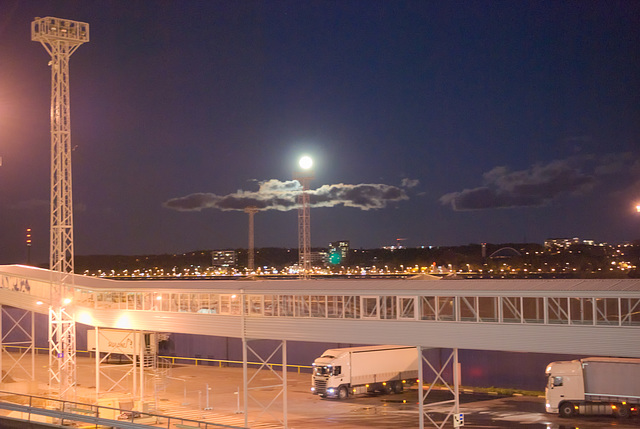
[244,207,259,272]
[294,156,314,279]
[32,16,89,400]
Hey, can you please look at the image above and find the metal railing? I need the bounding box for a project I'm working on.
[0,390,247,429]
[1,345,314,374]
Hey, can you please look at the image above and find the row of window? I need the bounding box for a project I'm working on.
[1,275,638,327]
[81,291,640,326]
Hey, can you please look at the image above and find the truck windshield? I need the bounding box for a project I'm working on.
[314,366,330,376]
[548,376,562,387]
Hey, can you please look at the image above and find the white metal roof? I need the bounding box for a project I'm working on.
[3,264,640,296]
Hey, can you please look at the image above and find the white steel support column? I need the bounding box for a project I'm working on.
[242,338,288,428]
[94,329,137,398]
[32,16,89,401]
[418,346,423,429]
[418,347,460,429]
[94,327,99,401]
[0,306,36,383]
[48,306,76,399]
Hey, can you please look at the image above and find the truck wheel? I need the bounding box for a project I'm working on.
[392,381,403,394]
[559,402,576,418]
[338,386,349,400]
[615,404,630,419]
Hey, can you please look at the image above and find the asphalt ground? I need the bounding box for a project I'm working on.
[1,353,638,428]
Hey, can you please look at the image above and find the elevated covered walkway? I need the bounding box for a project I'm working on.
[1,264,639,428]
[1,264,638,357]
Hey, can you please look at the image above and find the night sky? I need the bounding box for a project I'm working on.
[1,1,639,264]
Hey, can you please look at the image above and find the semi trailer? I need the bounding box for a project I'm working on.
[311,345,418,399]
[545,357,640,418]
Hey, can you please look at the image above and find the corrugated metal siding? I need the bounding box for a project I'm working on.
[243,316,640,357]
[0,289,48,315]
[80,309,243,338]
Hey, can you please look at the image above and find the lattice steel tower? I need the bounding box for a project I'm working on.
[294,156,314,279]
[32,16,89,400]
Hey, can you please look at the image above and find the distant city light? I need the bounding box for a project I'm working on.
[299,155,313,170]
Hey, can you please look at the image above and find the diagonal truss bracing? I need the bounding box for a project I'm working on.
[418,347,460,429]
[0,306,35,382]
[242,338,288,428]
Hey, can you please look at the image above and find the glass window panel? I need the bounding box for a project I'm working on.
[522,297,544,323]
[197,294,209,313]
[248,295,263,316]
[230,294,241,315]
[380,296,396,319]
[437,297,455,321]
[621,298,640,326]
[420,296,436,320]
[569,297,594,325]
[190,294,199,313]
[460,297,477,321]
[478,297,498,322]
[398,297,415,319]
[295,296,310,317]
[279,295,294,317]
[141,293,152,311]
[327,296,343,318]
[361,296,378,319]
[344,296,359,318]
[596,298,619,325]
[220,295,231,314]
[179,293,191,312]
[547,298,569,324]
[502,297,522,323]
[311,296,326,317]
[263,295,275,316]
[211,294,219,314]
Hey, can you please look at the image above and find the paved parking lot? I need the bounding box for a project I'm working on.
[2,353,639,428]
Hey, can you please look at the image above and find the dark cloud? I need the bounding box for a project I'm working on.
[308,183,408,210]
[440,154,637,211]
[164,180,408,212]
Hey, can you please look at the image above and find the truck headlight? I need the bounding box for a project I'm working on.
[311,387,315,392]
[327,388,334,394]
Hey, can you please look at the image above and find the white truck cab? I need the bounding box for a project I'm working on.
[545,360,585,415]
[311,345,418,400]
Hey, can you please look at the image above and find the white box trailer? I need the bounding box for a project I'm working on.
[311,345,418,399]
[545,357,640,418]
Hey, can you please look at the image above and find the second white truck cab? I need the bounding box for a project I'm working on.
[546,357,640,418]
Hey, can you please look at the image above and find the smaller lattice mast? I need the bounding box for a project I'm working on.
[244,207,259,272]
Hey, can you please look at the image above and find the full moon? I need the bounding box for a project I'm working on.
[299,156,313,170]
